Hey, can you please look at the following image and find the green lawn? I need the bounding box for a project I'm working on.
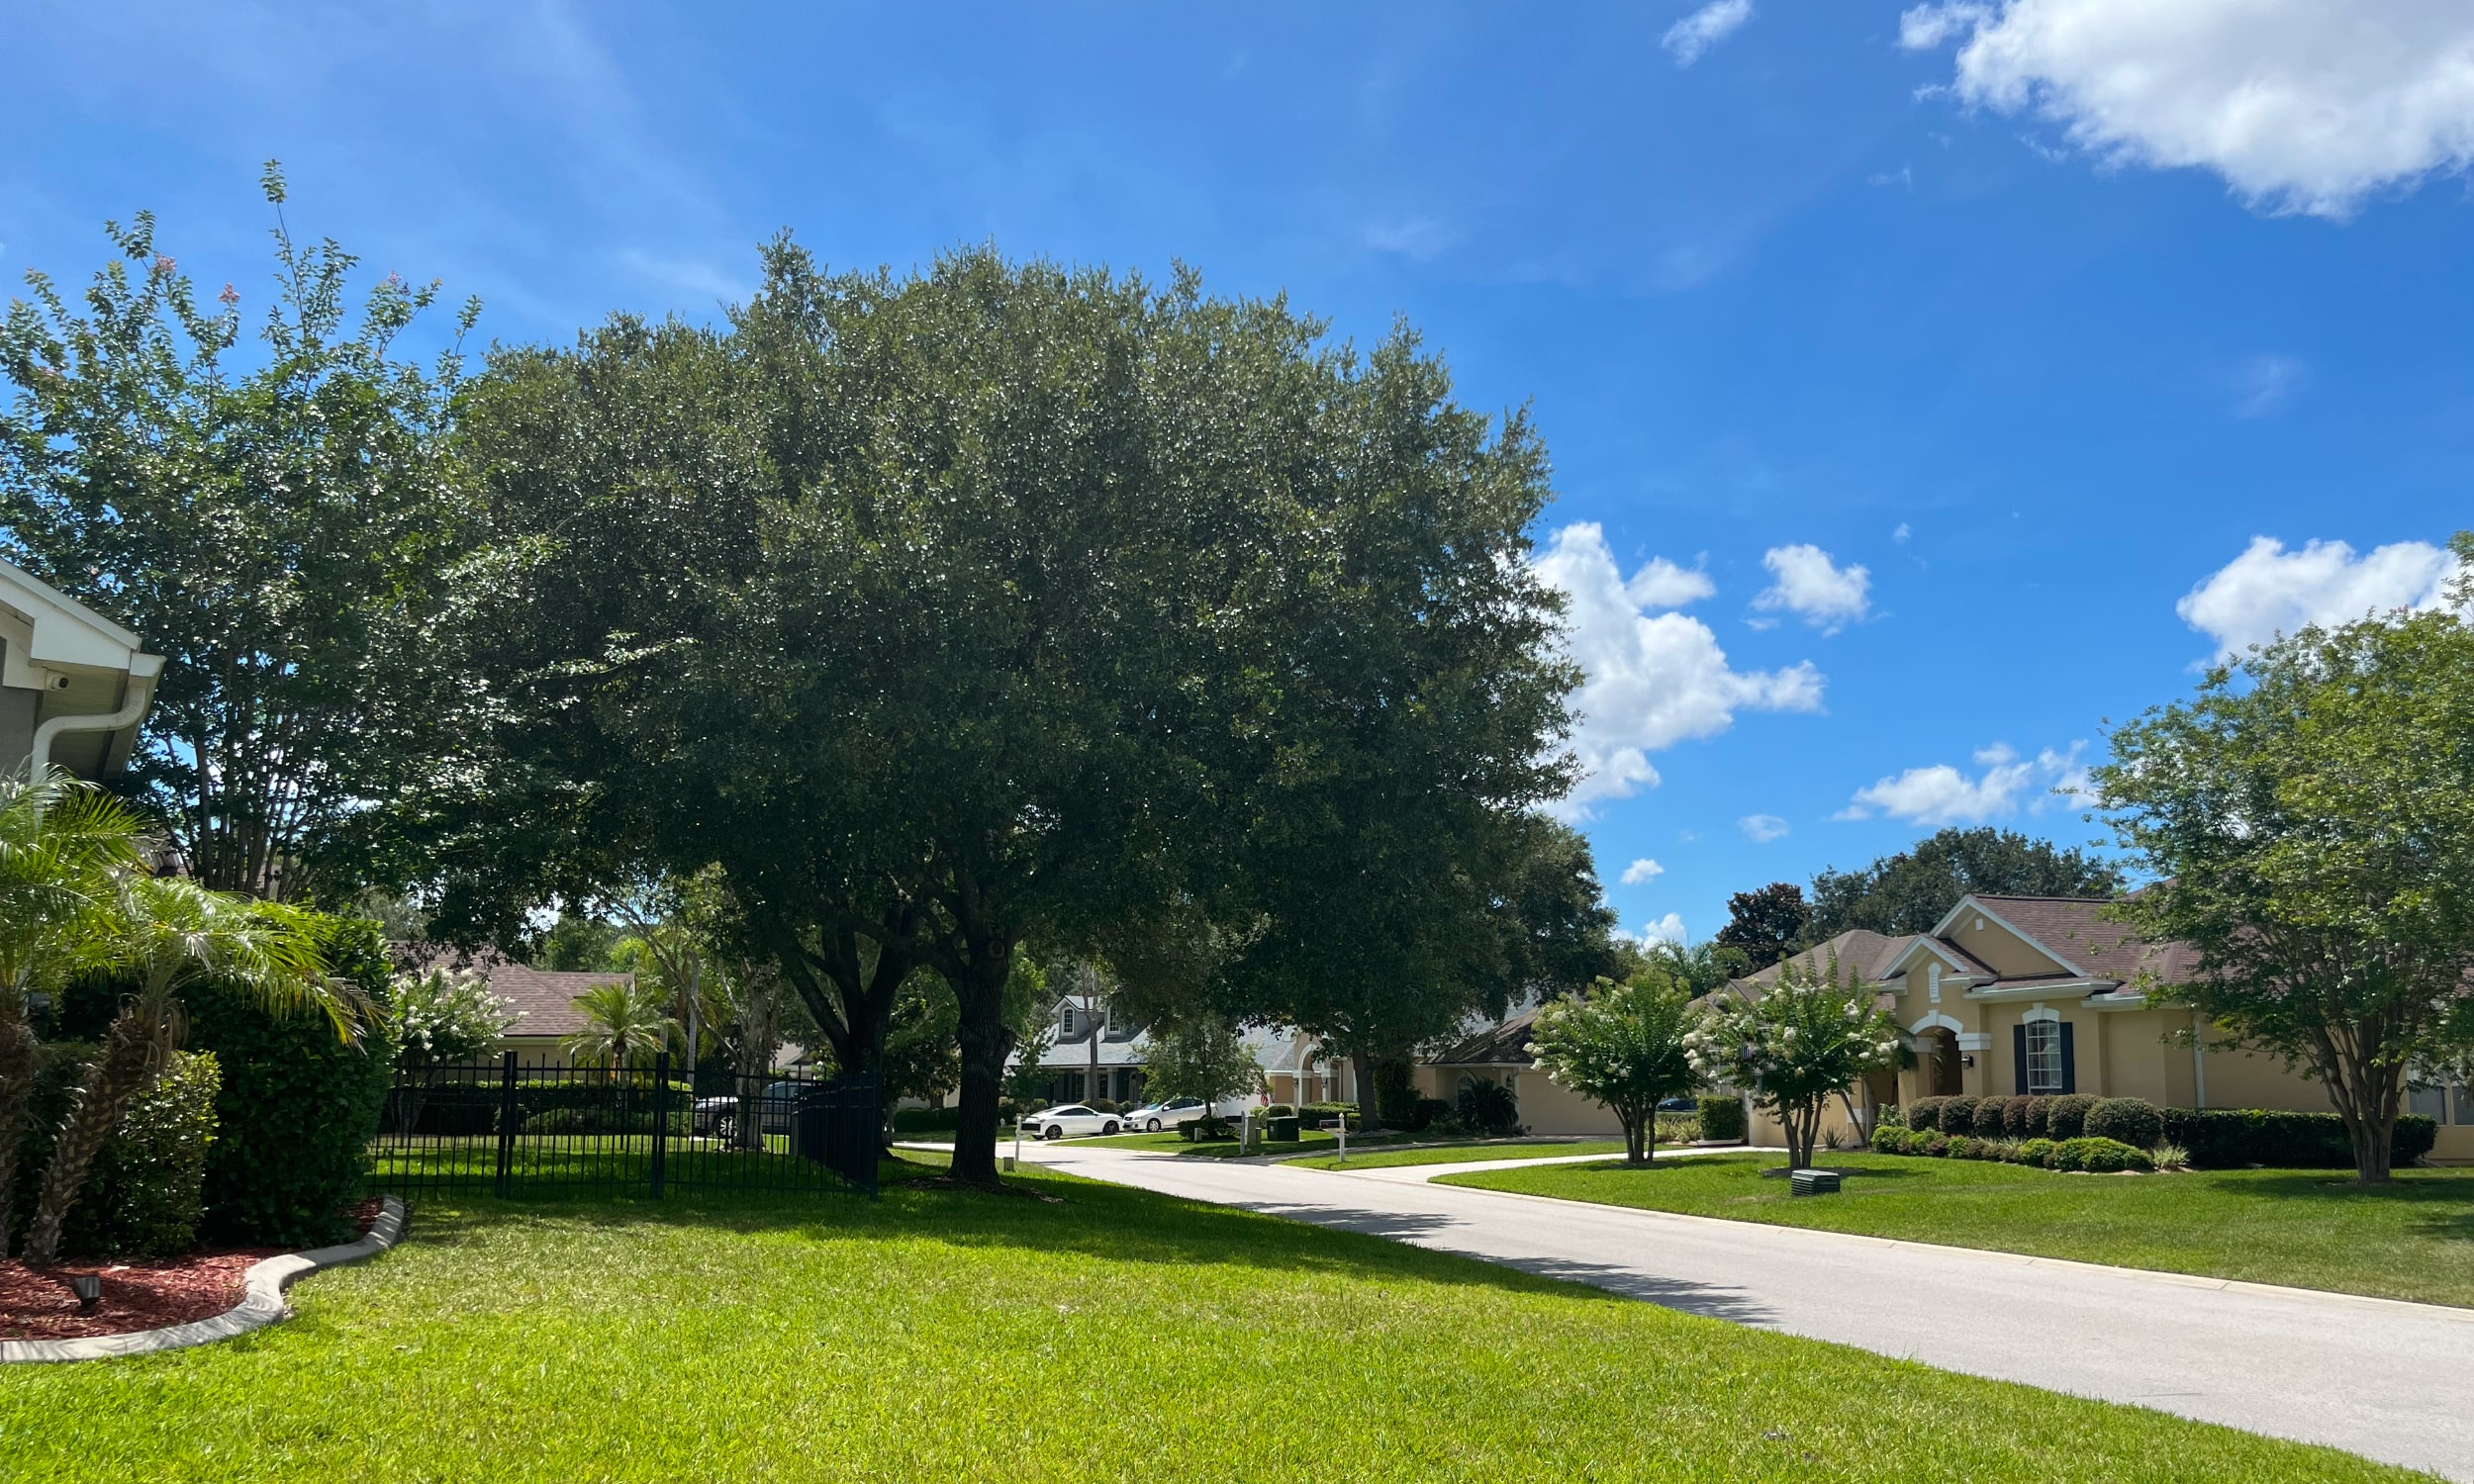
[0,1154,2423,1481]
[1288,1139,1632,1170]
[1446,1151,2474,1309]
[1065,1127,1358,1156]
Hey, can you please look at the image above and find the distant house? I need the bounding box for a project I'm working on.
[0,559,163,782]
[1003,997,1338,1108]
[1713,892,2474,1161]
[393,947,633,1067]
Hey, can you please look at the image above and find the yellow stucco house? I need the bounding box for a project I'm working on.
[1727,893,2474,1162]
[1419,893,2474,1162]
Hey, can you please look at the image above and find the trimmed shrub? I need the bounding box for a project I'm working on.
[891,1106,959,1134]
[1090,1099,1119,1114]
[1871,1123,1906,1154]
[2084,1098,2163,1151]
[1696,1095,1747,1143]
[190,914,398,1249]
[2044,1093,2098,1141]
[1947,1136,1979,1159]
[1971,1098,2008,1139]
[2002,1095,2041,1138]
[2051,1136,2154,1173]
[2156,1107,2440,1169]
[1903,1096,1945,1134]
[1925,1133,1951,1157]
[1937,1096,1979,1137]
[525,1104,691,1137]
[1899,1128,1931,1155]
[14,1047,223,1258]
[1259,1103,1297,1120]
[2015,1137,2056,1166]
[1975,1138,2015,1161]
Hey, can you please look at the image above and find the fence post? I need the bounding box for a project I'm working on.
[494,1051,519,1199]
[649,1052,670,1199]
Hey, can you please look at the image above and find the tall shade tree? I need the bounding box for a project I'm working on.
[0,165,477,900]
[404,243,1582,1183]
[1530,973,1699,1165]
[2096,569,2474,1184]
[0,774,150,1254]
[25,877,351,1263]
[1806,827,2123,940]
[1714,882,1808,971]
[1686,959,1900,1172]
[560,980,679,1077]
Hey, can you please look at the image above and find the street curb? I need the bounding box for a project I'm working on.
[0,1196,408,1364]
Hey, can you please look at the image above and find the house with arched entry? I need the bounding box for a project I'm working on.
[1722,893,2474,1161]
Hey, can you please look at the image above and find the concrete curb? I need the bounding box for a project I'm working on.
[0,1196,408,1364]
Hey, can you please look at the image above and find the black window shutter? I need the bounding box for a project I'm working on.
[2059,1022,2077,1093]
[2013,1025,2028,1094]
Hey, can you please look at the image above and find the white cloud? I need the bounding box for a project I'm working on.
[2231,353,2307,417]
[1892,522,1912,543]
[2179,535,2467,657]
[1740,813,1791,843]
[1754,544,1871,633]
[1663,0,1755,66]
[1620,858,1665,885]
[1899,1,2474,219]
[1625,557,1717,609]
[1535,524,1825,816]
[1628,912,1690,948]
[1839,742,2087,824]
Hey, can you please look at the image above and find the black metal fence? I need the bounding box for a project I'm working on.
[371,1053,880,1200]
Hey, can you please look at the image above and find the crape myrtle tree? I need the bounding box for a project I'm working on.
[1686,958,1901,1171]
[1141,1014,1265,1111]
[1806,827,2123,940]
[2096,555,2474,1183]
[0,166,477,901]
[1530,972,1698,1165]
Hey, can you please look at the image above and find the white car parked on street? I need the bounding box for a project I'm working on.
[1118,1095,1250,1132]
[1021,1104,1121,1140]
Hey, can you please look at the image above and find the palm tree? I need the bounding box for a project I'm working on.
[0,773,149,1256]
[22,876,355,1264]
[561,980,678,1078]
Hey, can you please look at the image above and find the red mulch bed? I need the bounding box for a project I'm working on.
[0,1197,385,1343]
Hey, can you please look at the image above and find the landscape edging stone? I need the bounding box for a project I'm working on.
[0,1195,407,1364]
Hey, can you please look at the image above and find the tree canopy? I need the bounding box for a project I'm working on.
[2096,562,2474,1183]
[0,165,478,901]
[1713,882,1808,971]
[1806,827,2123,940]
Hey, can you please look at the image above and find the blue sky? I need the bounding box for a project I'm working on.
[6,1,2470,944]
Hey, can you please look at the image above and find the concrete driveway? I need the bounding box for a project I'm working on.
[1014,1141,2474,1481]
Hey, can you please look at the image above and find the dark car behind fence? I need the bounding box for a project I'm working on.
[374,1053,880,1199]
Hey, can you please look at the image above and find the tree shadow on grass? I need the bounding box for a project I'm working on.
[384,1160,1776,1322]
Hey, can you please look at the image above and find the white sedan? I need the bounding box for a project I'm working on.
[1020,1104,1121,1140]
[1120,1096,1220,1132]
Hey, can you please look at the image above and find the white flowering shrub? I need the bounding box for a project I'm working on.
[1685,957,1899,1170]
[389,967,522,1068]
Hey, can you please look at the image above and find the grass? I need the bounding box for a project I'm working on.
[1287,1139,1632,1170]
[0,1153,2423,1481]
[1445,1151,2474,1309]
[1064,1127,1357,1157]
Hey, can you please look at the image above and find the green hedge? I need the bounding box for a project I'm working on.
[188,914,397,1249]
[2051,1136,2153,1173]
[892,1106,960,1134]
[400,1074,697,1136]
[2158,1107,2438,1168]
[2084,1098,2164,1150]
[7,1043,222,1258]
[2043,1094,2097,1141]
[1695,1095,1746,1143]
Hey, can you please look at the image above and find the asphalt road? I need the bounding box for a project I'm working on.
[1016,1141,2474,1481]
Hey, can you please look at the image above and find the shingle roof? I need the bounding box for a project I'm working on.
[392,946,632,1041]
[1428,1007,1541,1067]
[1968,896,2200,984]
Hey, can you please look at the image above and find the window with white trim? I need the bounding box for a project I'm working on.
[2025,1017,2064,1094]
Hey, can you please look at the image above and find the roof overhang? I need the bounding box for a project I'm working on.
[1877,936,1989,984]
[1963,979,2117,1003]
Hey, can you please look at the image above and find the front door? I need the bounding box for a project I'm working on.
[1930,1029,1963,1096]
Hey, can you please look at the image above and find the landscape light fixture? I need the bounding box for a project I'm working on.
[67,1273,102,1312]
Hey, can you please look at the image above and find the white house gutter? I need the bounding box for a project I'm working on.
[30,681,155,781]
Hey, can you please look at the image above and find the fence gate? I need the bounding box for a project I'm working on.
[371,1054,881,1201]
